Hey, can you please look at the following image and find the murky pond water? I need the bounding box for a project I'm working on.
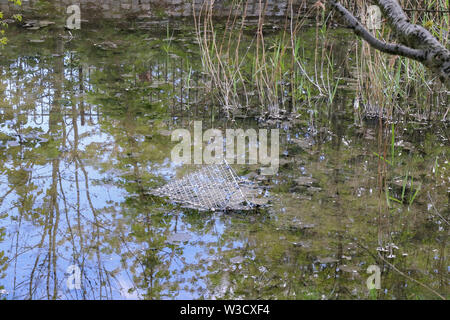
[0,22,448,300]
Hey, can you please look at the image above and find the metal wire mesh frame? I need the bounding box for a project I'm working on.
[152,161,256,211]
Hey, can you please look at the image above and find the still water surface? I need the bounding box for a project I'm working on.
[0,23,448,299]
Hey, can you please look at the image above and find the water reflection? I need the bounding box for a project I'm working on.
[0,24,448,300]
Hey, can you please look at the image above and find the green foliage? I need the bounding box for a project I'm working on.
[353,0,449,115]
[0,0,22,47]
[0,16,447,300]
[374,123,422,208]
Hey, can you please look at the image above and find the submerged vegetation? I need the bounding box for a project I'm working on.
[194,0,449,121]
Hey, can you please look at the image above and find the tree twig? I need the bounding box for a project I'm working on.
[329,0,450,87]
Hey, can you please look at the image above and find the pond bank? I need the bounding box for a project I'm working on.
[1,0,316,19]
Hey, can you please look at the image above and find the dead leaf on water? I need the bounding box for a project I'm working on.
[338,265,360,273]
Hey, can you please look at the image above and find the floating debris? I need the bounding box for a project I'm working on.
[291,241,311,248]
[338,265,359,273]
[294,176,316,187]
[361,102,392,121]
[258,266,267,273]
[395,140,415,152]
[22,20,55,30]
[94,41,119,50]
[389,243,399,250]
[151,161,268,212]
[39,20,55,28]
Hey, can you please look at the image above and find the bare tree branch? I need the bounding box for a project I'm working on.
[329,1,425,61]
[329,0,450,87]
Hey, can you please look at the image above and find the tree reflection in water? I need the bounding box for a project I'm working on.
[0,25,447,300]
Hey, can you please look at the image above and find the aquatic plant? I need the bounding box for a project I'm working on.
[0,0,22,46]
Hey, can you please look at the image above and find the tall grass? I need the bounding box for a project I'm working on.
[192,0,448,298]
[193,0,343,118]
[194,0,449,121]
[352,0,449,121]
